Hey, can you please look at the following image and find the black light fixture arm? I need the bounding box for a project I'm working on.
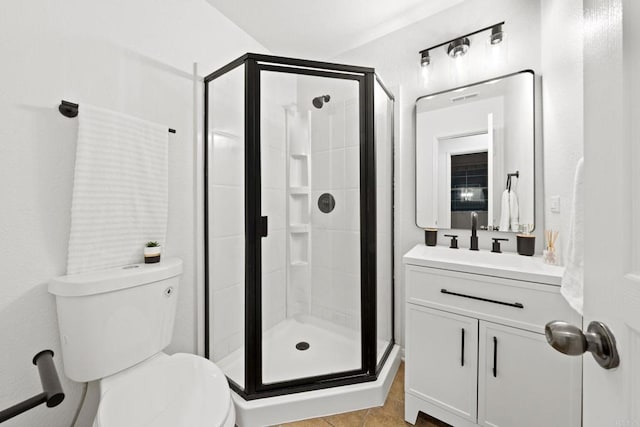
[58,100,177,134]
[418,21,505,56]
[0,350,65,424]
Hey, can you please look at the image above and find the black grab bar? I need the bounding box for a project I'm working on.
[0,350,65,423]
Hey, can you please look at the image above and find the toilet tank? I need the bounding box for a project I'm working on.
[49,258,183,382]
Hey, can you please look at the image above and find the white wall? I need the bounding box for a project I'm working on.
[541,0,584,260]
[0,1,265,425]
[334,0,583,347]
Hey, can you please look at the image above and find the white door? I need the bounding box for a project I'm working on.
[581,0,640,424]
[405,305,478,422]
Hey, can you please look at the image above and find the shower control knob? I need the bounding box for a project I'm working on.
[544,320,620,369]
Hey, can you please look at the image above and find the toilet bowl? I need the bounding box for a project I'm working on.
[49,258,234,427]
[94,353,234,427]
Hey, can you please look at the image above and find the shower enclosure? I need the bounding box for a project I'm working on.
[204,53,394,399]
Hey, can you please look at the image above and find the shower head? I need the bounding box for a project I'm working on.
[312,95,331,109]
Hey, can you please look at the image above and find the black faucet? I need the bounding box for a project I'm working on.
[470,211,479,251]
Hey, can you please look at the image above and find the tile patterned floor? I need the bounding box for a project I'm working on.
[276,363,451,427]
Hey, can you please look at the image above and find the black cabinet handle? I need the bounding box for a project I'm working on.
[461,328,465,367]
[441,289,524,309]
[493,336,498,377]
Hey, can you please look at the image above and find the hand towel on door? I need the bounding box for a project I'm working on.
[67,104,168,274]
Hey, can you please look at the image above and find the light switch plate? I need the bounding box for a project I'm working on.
[550,196,561,213]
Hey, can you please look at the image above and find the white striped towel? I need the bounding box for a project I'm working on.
[66,104,168,274]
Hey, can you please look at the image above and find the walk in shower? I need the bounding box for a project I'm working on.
[204,53,394,400]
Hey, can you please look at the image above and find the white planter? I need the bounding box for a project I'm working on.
[144,245,161,263]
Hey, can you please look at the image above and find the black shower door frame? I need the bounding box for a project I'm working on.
[204,53,395,400]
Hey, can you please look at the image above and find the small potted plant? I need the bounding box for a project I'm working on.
[144,241,162,264]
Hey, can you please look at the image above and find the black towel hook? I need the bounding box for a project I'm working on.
[506,171,520,191]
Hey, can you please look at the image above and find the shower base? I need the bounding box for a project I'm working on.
[217,315,400,426]
[218,315,389,385]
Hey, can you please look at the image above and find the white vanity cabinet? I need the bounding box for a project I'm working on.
[406,305,479,423]
[403,245,582,427]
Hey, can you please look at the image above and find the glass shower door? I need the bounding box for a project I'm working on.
[259,67,363,385]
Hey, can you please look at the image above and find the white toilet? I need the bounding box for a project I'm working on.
[49,258,235,427]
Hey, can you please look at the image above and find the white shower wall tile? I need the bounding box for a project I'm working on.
[330,148,346,189]
[330,103,346,149]
[263,229,286,273]
[311,266,333,308]
[209,235,244,291]
[311,227,331,267]
[210,134,244,186]
[345,146,360,189]
[330,230,361,276]
[262,145,286,190]
[210,186,244,238]
[312,151,331,190]
[311,111,330,152]
[331,270,360,313]
[344,189,360,231]
[311,190,331,228]
[327,189,346,230]
[263,268,286,331]
[287,266,310,317]
[263,188,286,231]
[345,100,359,147]
[212,282,244,360]
[309,98,362,332]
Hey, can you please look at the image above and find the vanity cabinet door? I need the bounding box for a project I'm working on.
[477,322,582,427]
[406,304,478,422]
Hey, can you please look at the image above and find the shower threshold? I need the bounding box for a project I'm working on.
[216,315,400,426]
[231,344,401,427]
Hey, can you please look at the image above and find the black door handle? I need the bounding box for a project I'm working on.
[259,216,268,238]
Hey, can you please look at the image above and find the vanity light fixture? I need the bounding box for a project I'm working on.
[447,37,471,58]
[420,50,431,68]
[490,23,504,45]
[418,21,505,68]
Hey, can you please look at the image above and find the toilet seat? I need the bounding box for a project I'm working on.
[94,353,233,427]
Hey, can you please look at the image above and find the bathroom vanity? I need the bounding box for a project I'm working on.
[403,245,582,427]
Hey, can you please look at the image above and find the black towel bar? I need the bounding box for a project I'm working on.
[58,100,176,134]
[0,350,65,423]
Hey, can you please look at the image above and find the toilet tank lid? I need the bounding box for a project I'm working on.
[49,258,183,297]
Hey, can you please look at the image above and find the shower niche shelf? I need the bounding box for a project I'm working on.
[289,187,309,195]
[289,224,310,233]
[289,233,309,266]
[289,193,310,225]
[290,155,309,188]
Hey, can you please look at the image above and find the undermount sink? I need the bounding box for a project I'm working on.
[403,244,564,286]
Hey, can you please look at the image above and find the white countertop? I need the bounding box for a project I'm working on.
[403,244,564,286]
